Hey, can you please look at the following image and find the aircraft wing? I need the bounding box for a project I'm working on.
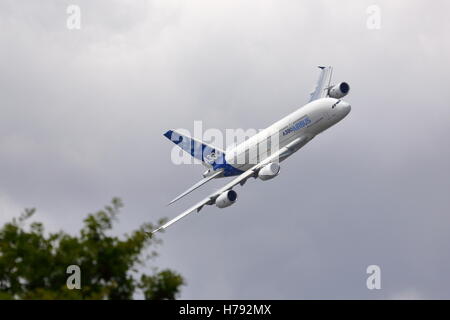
[150,137,308,235]
[309,66,333,102]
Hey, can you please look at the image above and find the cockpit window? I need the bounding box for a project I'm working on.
[332,100,341,109]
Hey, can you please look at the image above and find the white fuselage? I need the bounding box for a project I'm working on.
[225,98,351,173]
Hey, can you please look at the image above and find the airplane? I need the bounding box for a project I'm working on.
[150,66,351,234]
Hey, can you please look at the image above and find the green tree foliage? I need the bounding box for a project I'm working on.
[0,198,184,300]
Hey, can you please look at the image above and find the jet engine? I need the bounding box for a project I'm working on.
[215,190,238,208]
[328,82,350,99]
[258,163,280,181]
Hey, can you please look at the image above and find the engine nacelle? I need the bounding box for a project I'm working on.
[328,82,350,99]
[258,163,280,181]
[215,190,238,208]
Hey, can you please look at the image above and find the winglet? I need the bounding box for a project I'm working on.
[146,226,163,237]
[309,66,333,102]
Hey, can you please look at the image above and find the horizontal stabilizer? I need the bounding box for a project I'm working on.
[168,170,223,206]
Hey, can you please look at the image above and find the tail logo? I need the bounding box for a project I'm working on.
[204,152,218,164]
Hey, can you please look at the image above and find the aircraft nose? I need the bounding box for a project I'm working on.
[341,101,351,114]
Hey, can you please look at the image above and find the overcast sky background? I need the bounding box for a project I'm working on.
[1,0,450,299]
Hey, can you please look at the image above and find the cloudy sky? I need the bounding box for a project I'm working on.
[1,0,450,299]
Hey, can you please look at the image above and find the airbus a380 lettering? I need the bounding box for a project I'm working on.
[151,66,351,234]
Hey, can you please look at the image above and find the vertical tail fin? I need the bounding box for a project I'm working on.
[164,130,225,167]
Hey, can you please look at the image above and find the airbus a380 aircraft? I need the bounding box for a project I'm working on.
[151,66,351,234]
